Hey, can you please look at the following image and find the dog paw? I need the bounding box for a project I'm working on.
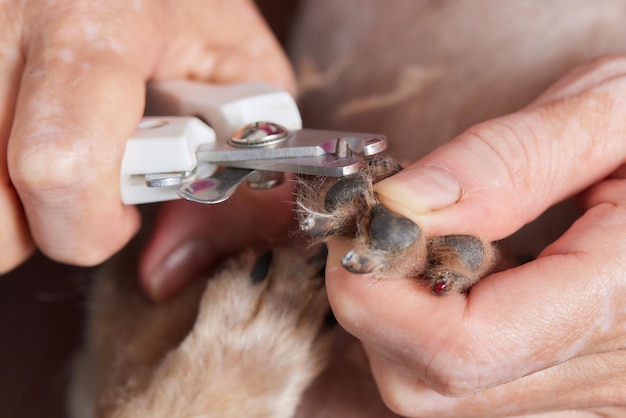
[179,245,333,415]
[79,245,333,418]
[295,157,496,295]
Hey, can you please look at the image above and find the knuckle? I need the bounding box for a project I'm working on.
[7,124,135,267]
[375,349,491,416]
[9,132,97,196]
[463,116,542,208]
[376,372,473,418]
[378,391,411,417]
[376,380,437,418]
[423,344,496,396]
[426,364,483,397]
[30,1,153,60]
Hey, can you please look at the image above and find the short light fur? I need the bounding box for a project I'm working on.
[70,1,626,416]
[69,245,332,418]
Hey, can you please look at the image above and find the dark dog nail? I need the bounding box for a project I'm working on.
[341,250,374,274]
[300,214,337,237]
[251,250,273,283]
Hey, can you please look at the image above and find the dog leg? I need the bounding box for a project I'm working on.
[71,245,333,418]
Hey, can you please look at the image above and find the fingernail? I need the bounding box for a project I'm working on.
[374,165,462,215]
[146,239,213,302]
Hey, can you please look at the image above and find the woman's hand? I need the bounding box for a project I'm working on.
[0,0,294,272]
[326,56,626,417]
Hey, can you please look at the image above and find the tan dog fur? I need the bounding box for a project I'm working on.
[70,244,331,418]
[70,1,626,417]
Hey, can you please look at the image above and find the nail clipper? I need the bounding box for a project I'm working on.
[121,80,387,205]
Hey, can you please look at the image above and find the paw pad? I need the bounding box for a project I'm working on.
[295,157,497,294]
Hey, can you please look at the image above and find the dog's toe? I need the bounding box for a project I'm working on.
[295,156,499,293]
[86,245,333,418]
[340,205,428,277]
[368,204,421,251]
[426,235,496,295]
[324,176,369,212]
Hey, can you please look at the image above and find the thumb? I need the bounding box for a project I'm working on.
[375,56,626,240]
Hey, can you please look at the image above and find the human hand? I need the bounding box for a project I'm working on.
[1,0,294,272]
[139,181,296,302]
[325,56,626,417]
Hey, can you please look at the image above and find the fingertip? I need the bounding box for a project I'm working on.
[140,180,295,302]
[0,234,35,275]
[374,133,532,241]
[140,237,215,303]
[374,164,462,224]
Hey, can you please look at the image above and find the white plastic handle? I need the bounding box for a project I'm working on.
[120,81,302,205]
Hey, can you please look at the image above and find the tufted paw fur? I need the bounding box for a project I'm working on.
[295,157,497,295]
[69,245,333,418]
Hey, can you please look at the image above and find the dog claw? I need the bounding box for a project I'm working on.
[341,250,374,274]
[250,250,273,283]
[299,213,337,237]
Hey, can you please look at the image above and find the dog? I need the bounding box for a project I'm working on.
[68,156,496,417]
[69,1,626,416]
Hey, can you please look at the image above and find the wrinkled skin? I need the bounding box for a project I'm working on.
[0,0,294,275]
[291,1,626,416]
[5,0,626,417]
[322,59,626,416]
